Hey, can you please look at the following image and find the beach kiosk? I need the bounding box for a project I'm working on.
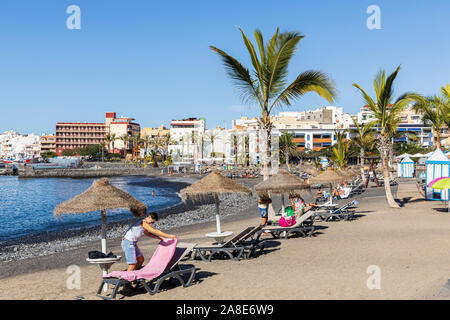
[319,157,329,169]
[425,148,450,201]
[398,156,415,178]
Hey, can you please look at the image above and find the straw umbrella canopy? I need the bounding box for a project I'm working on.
[302,166,319,176]
[54,178,147,254]
[338,168,357,181]
[180,171,251,235]
[254,169,310,212]
[254,169,309,195]
[309,168,346,186]
[309,168,346,203]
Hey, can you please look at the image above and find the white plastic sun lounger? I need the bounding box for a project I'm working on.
[257,210,316,240]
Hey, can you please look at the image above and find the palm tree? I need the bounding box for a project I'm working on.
[149,149,159,168]
[279,132,297,169]
[141,134,152,156]
[441,85,450,136]
[412,94,448,149]
[161,133,174,161]
[331,130,350,169]
[349,118,376,180]
[353,66,421,208]
[179,136,185,160]
[244,135,250,166]
[205,131,218,158]
[119,134,129,157]
[104,134,116,154]
[99,141,106,162]
[130,134,142,160]
[210,27,336,180]
[190,131,198,160]
[231,134,239,164]
[199,134,205,160]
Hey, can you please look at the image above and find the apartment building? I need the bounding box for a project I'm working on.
[140,126,170,139]
[106,112,141,152]
[55,112,140,155]
[0,130,41,159]
[40,134,56,154]
[168,118,206,158]
[271,107,351,151]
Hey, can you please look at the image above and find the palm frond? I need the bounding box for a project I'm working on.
[270,70,335,112]
[209,46,262,106]
[265,31,305,100]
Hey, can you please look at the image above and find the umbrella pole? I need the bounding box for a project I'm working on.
[281,193,285,214]
[101,209,107,254]
[214,193,221,234]
[100,209,108,292]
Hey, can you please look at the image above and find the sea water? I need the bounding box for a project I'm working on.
[0,176,181,241]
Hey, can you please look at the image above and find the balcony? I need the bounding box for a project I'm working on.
[313,138,332,143]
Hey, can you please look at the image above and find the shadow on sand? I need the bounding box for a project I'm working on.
[396,197,426,207]
[115,266,218,300]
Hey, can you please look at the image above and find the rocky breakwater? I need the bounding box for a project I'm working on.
[18,164,159,178]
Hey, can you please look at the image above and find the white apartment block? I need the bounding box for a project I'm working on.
[0,130,41,160]
[168,118,206,160]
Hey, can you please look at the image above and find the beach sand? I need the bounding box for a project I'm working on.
[1,183,449,300]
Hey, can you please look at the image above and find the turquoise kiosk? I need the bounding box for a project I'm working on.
[398,156,414,178]
[425,148,450,201]
[319,157,329,169]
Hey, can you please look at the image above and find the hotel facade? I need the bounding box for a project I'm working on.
[55,112,140,155]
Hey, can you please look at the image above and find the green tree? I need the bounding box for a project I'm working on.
[353,66,421,208]
[231,134,239,164]
[349,118,376,180]
[205,131,218,158]
[412,93,448,150]
[331,130,351,169]
[119,134,129,155]
[279,132,297,169]
[104,133,116,154]
[210,27,336,179]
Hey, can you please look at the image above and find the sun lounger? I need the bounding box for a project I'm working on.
[97,240,197,300]
[313,200,358,222]
[190,226,266,262]
[337,187,352,199]
[256,210,316,240]
[348,183,364,197]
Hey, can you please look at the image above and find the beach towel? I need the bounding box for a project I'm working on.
[104,238,178,282]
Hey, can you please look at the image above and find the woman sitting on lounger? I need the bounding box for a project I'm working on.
[289,194,318,217]
[121,212,176,271]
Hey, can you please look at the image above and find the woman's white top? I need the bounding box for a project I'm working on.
[124,222,145,241]
[258,202,268,209]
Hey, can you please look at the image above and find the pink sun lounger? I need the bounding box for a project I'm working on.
[97,239,197,299]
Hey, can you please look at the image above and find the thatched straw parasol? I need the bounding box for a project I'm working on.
[338,168,357,180]
[254,169,311,213]
[309,168,346,205]
[302,166,319,176]
[54,178,147,254]
[254,169,309,195]
[180,172,251,235]
[309,168,346,185]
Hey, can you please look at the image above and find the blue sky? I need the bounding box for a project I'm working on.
[0,0,449,134]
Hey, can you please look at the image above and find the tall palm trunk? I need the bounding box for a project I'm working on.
[379,135,399,208]
[259,114,272,180]
[359,147,365,181]
[435,129,441,149]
